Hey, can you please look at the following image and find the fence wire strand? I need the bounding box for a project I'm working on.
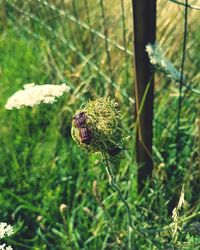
[99,0,114,96]
[37,0,133,55]
[5,0,134,102]
[169,0,200,10]
[175,0,188,163]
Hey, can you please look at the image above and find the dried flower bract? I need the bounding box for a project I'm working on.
[71,97,124,156]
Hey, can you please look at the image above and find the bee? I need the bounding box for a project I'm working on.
[107,147,121,156]
[79,127,92,144]
[73,112,92,145]
[73,112,87,128]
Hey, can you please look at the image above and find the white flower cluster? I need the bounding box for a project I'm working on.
[0,223,14,239]
[0,223,14,250]
[146,43,182,82]
[0,245,13,250]
[5,83,70,110]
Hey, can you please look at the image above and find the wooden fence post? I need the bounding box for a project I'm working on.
[132,0,157,191]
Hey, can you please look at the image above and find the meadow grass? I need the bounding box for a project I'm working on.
[0,1,200,249]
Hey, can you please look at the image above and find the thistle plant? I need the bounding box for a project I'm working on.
[71,97,133,230]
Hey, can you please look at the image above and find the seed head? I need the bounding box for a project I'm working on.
[71,97,124,156]
[59,204,68,213]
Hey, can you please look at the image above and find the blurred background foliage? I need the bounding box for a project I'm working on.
[0,0,199,249]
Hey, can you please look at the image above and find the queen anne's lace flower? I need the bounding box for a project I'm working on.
[6,247,13,250]
[0,223,13,239]
[5,83,70,110]
[0,245,13,250]
[146,43,182,82]
[71,98,124,157]
[0,223,14,250]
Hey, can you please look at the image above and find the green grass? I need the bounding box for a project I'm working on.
[0,2,200,250]
[0,30,136,249]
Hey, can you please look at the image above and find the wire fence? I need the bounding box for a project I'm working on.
[168,0,200,163]
[3,0,200,164]
[4,0,134,102]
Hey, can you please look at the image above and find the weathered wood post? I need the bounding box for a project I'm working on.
[132,0,156,191]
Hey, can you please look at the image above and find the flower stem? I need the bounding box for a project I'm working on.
[103,156,133,229]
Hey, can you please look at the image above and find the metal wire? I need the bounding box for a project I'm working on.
[5,0,133,103]
[99,0,114,96]
[169,0,200,10]
[36,0,133,55]
[176,0,189,163]
[120,0,129,86]
[84,0,97,58]
[71,0,86,52]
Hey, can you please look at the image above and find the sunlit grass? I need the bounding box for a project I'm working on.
[0,1,199,249]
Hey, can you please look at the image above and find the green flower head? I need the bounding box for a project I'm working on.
[71,97,124,156]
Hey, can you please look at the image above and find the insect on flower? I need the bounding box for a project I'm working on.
[79,127,92,144]
[107,147,121,156]
[73,112,87,128]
